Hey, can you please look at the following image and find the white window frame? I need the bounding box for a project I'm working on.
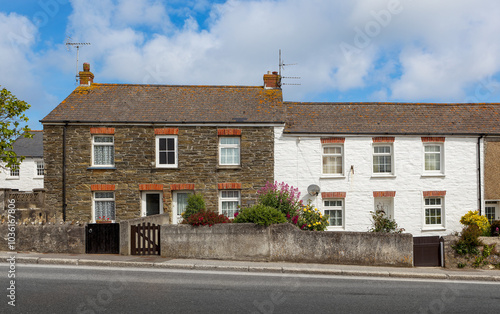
[219,190,240,218]
[35,160,44,178]
[374,197,394,220]
[323,199,344,229]
[141,191,163,217]
[92,191,115,222]
[172,191,193,224]
[322,144,344,176]
[485,201,498,224]
[155,135,178,168]
[92,135,115,167]
[423,143,444,175]
[372,144,394,175]
[423,197,444,229]
[8,166,20,179]
[219,137,240,166]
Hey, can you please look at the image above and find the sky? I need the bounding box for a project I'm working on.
[2,0,500,130]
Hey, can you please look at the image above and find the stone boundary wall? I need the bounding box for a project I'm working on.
[443,235,500,268]
[161,223,413,267]
[0,224,85,254]
[119,213,170,255]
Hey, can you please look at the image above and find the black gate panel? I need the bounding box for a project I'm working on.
[414,236,442,267]
[85,223,120,254]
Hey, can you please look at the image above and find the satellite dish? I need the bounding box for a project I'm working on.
[307,184,320,196]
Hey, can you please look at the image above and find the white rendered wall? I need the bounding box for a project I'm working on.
[274,127,480,236]
[0,158,44,191]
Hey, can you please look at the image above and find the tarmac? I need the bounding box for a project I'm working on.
[1,251,500,282]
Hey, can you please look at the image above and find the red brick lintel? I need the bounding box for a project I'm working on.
[90,127,115,135]
[423,191,446,197]
[321,138,345,144]
[373,191,396,198]
[421,137,445,142]
[139,184,164,191]
[372,137,395,143]
[321,192,346,199]
[218,183,242,190]
[218,129,242,136]
[155,128,179,135]
[170,184,195,191]
[91,184,115,191]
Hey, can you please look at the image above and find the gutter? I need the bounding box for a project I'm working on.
[62,122,68,222]
[478,135,484,215]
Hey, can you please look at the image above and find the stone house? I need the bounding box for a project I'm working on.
[275,102,500,236]
[0,131,44,191]
[41,64,284,223]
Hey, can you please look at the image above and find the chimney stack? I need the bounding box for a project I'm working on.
[79,62,94,86]
[263,71,281,89]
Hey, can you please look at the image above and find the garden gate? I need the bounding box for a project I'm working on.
[131,222,161,255]
[85,223,120,254]
[413,236,443,267]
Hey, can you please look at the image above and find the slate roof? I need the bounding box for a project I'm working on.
[41,84,285,124]
[11,131,43,157]
[284,102,500,135]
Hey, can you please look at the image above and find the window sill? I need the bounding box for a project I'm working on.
[371,174,396,178]
[155,166,179,169]
[326,227,345,231]
[87,166,117,170]
[34,177,44,179]
[217,165,242,170]
[421,226,446,232]
[320,175,345,179]
[421,173,445,178]
[6,177,20,180]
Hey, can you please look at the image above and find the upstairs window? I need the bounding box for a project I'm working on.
[92,135,114,167]
[219,137,240,166]
[322,145,343,175]
[156,135,178,168]
[373,144,393,175]
[424,144,444,174]
[36,161,44,177]
[9,166,19,178]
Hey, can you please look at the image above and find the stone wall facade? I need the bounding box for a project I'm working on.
[484,137,500,200]
[43,125,274,223]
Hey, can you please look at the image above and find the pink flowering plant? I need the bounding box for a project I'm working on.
[258,181,303,219]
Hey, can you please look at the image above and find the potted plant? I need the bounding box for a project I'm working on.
[96,216,112,223]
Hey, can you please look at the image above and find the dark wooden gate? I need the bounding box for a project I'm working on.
[413,236,443,267]
[131,222,160,255]
[85,223,120,254]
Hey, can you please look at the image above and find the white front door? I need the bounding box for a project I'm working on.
[141,192,163,217]
[172,191,191,224]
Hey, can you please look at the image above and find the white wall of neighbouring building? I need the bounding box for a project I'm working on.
[274,127,482,236]
[0,158,44,191]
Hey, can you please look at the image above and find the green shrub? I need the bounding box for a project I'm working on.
[233,204,286,226]
[452,224,483,255]
[369,210,405,233]
[182,194,206,220]
[185,210,230,226]
[460,210,490,234]
[491,220,500,236]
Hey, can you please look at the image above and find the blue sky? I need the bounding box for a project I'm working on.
[2,0,500,130]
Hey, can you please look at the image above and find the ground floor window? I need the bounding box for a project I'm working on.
[374,197,394,219]
[424,197,443,227]
[173,191,192,224]
[220,190,240,218]
[485,201,498,224]
[323,199,344,228]
[94,192,115,222]
[141,192,163,217]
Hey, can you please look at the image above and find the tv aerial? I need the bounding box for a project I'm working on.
[65,37,91,84]
[279,49,300,86]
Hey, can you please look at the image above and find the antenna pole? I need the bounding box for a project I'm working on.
[65,41,91,84]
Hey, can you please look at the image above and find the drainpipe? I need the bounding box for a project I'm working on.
[478,135,483,216]
[62,122,68,222]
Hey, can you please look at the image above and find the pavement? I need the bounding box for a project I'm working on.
[2,251,500,282]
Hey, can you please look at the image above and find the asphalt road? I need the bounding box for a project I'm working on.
[1,264,499,313]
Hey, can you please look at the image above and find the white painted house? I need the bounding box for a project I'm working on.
[275,102,500,236]
[0,131,44,191]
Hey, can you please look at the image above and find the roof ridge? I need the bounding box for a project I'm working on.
[88,83,264,89]
[284,101,500,106]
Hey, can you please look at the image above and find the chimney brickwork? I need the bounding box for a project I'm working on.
[263,71,281,89]
[79,62,94,86]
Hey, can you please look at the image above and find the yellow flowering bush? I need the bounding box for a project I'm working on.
[295,203,329,231]
[460,211,490,234]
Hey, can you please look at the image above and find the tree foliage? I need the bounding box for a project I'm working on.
[0,87,31,169]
